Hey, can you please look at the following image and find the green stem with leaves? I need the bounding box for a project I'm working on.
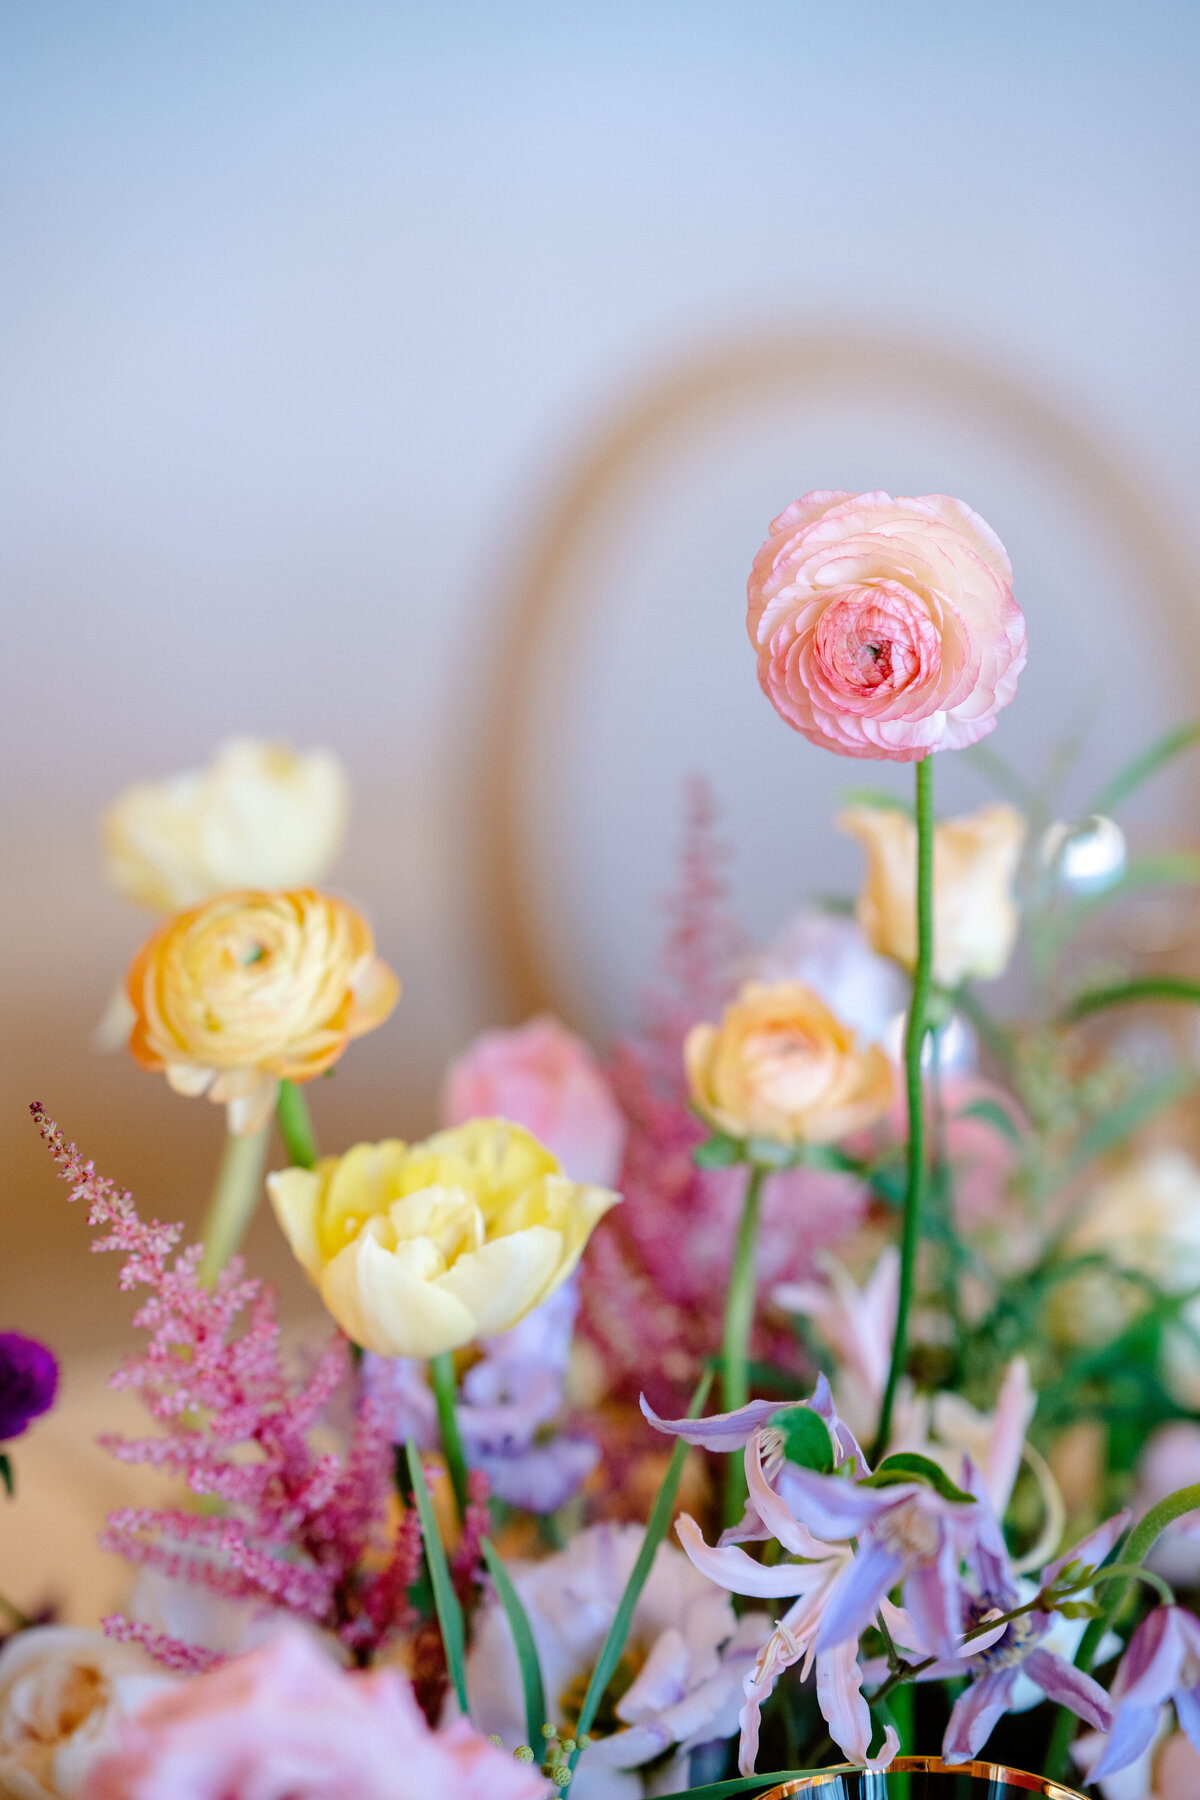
[428,1350,470,1521]
[197,1125,270,1286]
[721,1162,766,1526]
[1043,1481,1200,1783]
[872,754,934,1464]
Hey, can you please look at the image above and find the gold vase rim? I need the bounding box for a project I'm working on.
[759,1756,1083,1797]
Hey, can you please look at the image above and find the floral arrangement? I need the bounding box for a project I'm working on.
[6,490,1200,1799]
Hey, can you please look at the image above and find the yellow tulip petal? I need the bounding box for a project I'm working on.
[266,1167,326,1282]
[434,1225,564,1337]
[321,1230,477,1357]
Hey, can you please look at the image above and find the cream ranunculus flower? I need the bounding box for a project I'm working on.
[267,1119,619,1357]
[684,980,894,1147]
[0,1627,174,1800]
[126,889,399,1135]
[838,801,1026,988]
[102,739,349,914]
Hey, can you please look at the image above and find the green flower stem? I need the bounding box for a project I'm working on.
[428,1350,470,1521]
[1043,1481,1200,1782]
[275,1078,318,1169]
[197,1124,270,1286]
[721,1163,767,1527]
[872,754,935,1465]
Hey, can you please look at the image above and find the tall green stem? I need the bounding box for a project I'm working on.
[198,1125,270,1285]
[872,754,935,1464]
[721,1163,766,1526]
[1044,1481,1200,1782]
[428,1350,470,1521]
[276,1078,318,1169]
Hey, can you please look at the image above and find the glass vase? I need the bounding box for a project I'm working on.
[755,1757,1083,1798]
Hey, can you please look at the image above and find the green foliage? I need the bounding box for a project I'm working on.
[1089,719,1200,816]
[772,1405,835,1475]
[481,1537,545,1751]
[693,1133,742,1169]
[860,1452,975,1504]
[404,1439,468,1715]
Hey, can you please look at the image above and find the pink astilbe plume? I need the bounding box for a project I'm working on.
[579,785,871,1417]
[30,1104,419,1666]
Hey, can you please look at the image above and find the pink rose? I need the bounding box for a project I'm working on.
[79,1629,550,1800]
[441,1014,626,1187]
[746,490,1026,761]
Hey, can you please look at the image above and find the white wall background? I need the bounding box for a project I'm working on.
[3,0,1199,1348]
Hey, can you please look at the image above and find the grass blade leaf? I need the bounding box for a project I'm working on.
[481,1536,545,1751]
[1090,720,1200,817]
[405,1438,468,1716]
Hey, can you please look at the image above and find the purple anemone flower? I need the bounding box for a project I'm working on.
[1088,1605,1200,1783]
[0,1331,58,1442]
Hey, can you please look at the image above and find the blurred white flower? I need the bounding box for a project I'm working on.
[466,1523,769,1799]
[102,738,348,913]
[1041,814,1127,893]
[744,910,907,1047]
[0,1627,173,1800]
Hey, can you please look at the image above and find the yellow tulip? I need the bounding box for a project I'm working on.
[838,802,1025,988]
[267,1119,619,1357]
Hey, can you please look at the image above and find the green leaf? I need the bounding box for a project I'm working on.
[838,786,914,817]
[773,1406,835,1475]
[0,1453,11,1499]
[693,1133,743,1170]
[652,1770,854,1800]
[744,1136,797,1169]
[860,1452,975,1505]
[1059,1600,1103,1619]
[1064,1066,1199,1176]
[404,1439,468,1716]
[799,1144,866,1174]
[481,1538,545,1750]
[1064,976,1200,1025]
[566,1368,714,1776]
[963,742,1038,808]
[956,1097,1022,1144]
[1090,720,1200,817]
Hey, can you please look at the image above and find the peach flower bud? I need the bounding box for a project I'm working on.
[267,1119,619,1358]
[125,889,399,1136]
[838,801,1026,988]
[441,1014,626,1187]
[684,980,894,1147]
[747,490,1026,761]
[102,739,348,913]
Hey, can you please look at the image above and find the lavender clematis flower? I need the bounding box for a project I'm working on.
[365,1277,596,1513]
[882,1490,1128,1765]
[1088,1606,1200,1783]
[0,1331,58,1442]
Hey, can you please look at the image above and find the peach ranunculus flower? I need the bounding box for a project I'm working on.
[102,739,348,913]
[746,491,1026,761]
[267,1118,619,1358]
[79,1626,551,1800]
[838,801,1026,988]
[125,889,399,1135]
[441,1014,626,1187]
[684,980,894,1147]
[0,1627,174,1800]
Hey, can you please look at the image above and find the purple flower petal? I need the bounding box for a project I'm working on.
[942,1667,1019,1763]
[639,1393,786,1451]
[815,1538,904,1652]
[901,1526,962,1662]
[1174,1682,1200,1754]
[772,1462,899,1541]
[1043,1508,1130,1589]
[473,1434,598,1513]
[0,1332,58,1441]
[816,1639,899,1769]
[1024,1648,1112,1730]
[1088,1700,1162,1782]
[1111,1606,1189,1709]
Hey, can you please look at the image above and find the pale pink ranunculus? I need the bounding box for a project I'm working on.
[441,1014,626,1188]
[79,1628,550,1800]
[746,490,1026,761]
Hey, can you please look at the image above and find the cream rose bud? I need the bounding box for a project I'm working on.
[267,1120,619,1358]
[684,980,894,1147]
[0,1627,174,1800]
[838,801,1026,988]
[102,738,348,913]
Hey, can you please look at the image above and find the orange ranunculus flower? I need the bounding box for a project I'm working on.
[685,980,894,1147]
[125,889,399,1135]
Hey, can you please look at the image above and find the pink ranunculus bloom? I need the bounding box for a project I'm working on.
[441,1014,626,1188]
[746,491,1027,761]
[79,1627,551,1800]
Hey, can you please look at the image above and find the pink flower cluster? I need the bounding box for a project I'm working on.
[80,1627,550,1800]
[30,1106,419,1668]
